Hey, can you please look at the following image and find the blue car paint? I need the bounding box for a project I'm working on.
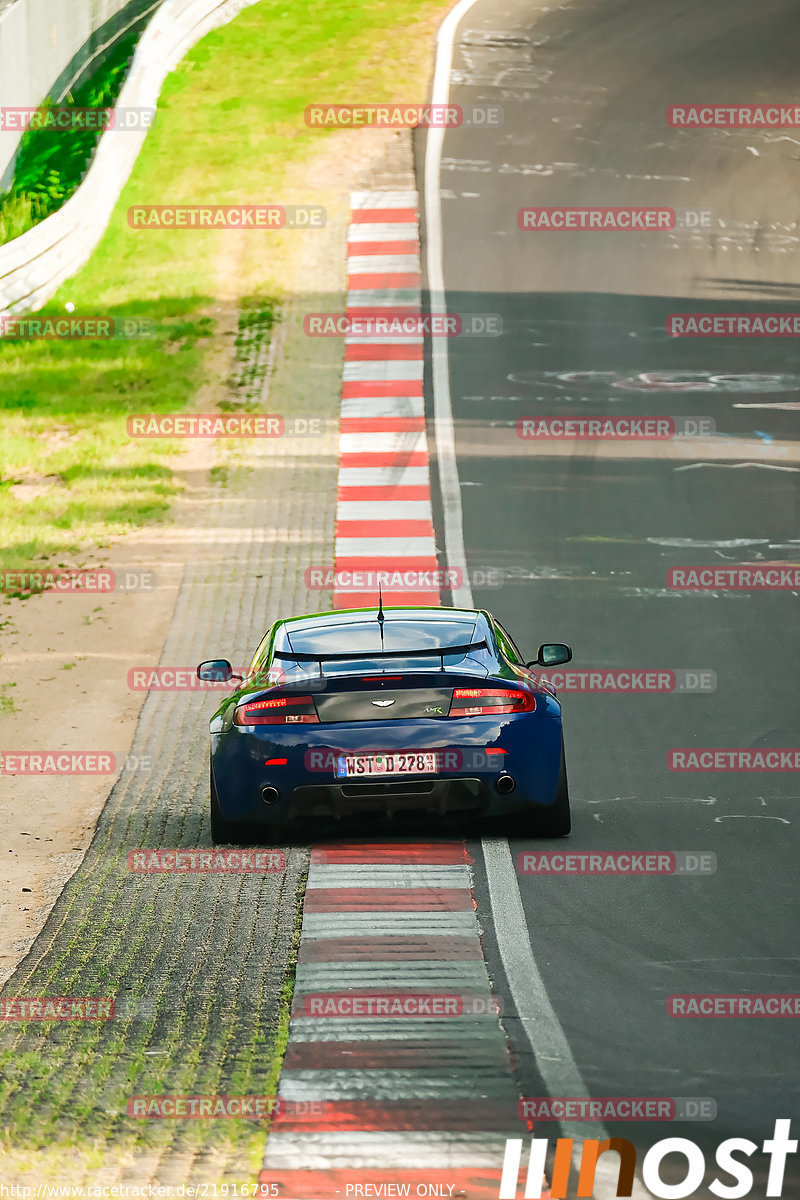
[203,606,567,829]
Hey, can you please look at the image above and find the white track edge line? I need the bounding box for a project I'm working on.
[424,6,652,1196]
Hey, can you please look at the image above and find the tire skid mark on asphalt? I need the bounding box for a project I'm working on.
[260,190,539,1197]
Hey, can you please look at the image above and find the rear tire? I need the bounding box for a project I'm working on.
[518,744,571,838]
[210,764,241,844]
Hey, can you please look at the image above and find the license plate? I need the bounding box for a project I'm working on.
[336,752,439,778]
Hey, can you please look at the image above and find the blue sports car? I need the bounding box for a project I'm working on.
[197,604,572,842]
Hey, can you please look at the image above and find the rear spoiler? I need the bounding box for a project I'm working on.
[273,639,489,670]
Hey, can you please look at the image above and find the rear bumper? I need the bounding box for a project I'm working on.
[293,777,487,819]
[211,712,563,825]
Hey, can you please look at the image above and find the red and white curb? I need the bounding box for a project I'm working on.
[260,844,537,1198]
[334,189,439,610]
[259,192,542,1199]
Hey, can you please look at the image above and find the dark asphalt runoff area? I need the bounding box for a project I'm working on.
[417,0,800,1194]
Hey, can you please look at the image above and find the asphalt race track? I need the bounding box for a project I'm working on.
[416,0,800,1193]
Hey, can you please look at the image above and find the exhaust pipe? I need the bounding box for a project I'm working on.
[495,774,516,795]
[261,786,280,806]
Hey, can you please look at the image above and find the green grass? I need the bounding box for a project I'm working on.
[0,306,208,566]
[0,0,451,572]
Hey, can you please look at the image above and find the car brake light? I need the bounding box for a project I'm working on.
[234,695,319,725]
[449,688,536,716]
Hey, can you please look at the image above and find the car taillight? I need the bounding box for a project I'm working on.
[449,688,536,716]
[234,695,319,725]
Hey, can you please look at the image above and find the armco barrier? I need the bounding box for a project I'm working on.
[0,0,262,315]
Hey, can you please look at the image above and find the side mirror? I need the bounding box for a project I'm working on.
[197,659,240,683]
[528,643,572,668]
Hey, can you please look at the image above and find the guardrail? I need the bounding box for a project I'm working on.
[0,0,261,315]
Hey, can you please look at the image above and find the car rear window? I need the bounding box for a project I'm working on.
[286,617,478,654]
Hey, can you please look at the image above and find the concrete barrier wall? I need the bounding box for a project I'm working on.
[0,0,261,314]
